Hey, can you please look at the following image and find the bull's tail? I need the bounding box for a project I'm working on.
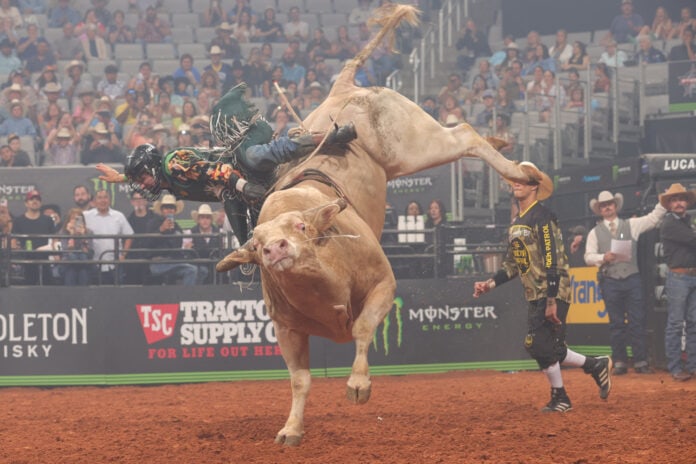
[330,4,420,96]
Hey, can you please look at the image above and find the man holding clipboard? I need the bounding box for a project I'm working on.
[584,191,666,375]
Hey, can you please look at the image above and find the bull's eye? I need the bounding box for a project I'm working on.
[296,222,306,232]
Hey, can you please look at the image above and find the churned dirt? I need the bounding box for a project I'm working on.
[1,369,695,464]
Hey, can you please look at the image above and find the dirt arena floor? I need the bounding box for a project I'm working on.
[1,369,695,464]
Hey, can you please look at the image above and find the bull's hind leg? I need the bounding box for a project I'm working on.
[274,323,310,446]
[346,278,397,404]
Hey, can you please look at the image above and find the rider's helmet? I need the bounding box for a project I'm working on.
[125,143,164,200]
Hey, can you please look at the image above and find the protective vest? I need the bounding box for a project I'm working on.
[595,219,639,279]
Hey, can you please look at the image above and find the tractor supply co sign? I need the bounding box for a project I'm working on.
[136,299,281,361]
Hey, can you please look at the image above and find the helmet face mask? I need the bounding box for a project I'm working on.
[125,144,163,201]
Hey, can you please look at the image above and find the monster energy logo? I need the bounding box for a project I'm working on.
[90,177,127,206]
[372,297,403,356]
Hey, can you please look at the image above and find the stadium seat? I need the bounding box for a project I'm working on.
[152,59,180,76]
[146,43,177,60]
[43,27,63,44]
[195,27,217,44]
[114,43,145,61]
[254,0,278,13]
[171,13,200,28]
[170,26,195,44]
[176,43,208,60]
[320,13,348,29]
[161,0,193,14]
[119,59,146,77]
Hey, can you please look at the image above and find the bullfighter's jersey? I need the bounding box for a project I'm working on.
[160,147,238,203]
[494,201,571,303]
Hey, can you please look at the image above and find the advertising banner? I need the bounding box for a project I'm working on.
[567,267,607,324]
[386,164,452,219]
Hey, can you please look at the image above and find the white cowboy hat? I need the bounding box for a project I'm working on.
[506,161,554,201]
[191,204,214,221]
[589,191,624,216]
[152,194,184,215]
[659,183,696,209]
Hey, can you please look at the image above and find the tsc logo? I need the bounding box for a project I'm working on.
[136,304,178,344]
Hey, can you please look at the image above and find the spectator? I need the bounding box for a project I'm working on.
[564,85,585,113]
[226,0,255,25]
[301,81,325,112]
[83,189,133,285]
[455,18,491,72]
[72,86,97,129]
[498,62,524,101]
[61,60,89,105]
[349,0,373,26]
[175,123,192,146]
[312,55,334,86]
[91,0,112,29]
[271,108,291,138]
[259,41,274,66]
[668,26,695,62]
[560,41,588,72]
[107,9,135,48]
[593,63,611,94]
[0,141,30,166]
[204,45,233,95]
[203,0,224,28]
[19,0,46,15]
[244,47,269,96]
[469,73,488,103]
[97,64,127,101]
[0,100,36,136]
[126,111,155,150]
[253,7,283,43]
[469,59,498,93]
[173,76,193,99]
[474,89,495,127]
[41,203,62,232]
[284,6,309,43]
[522,43,556,76]
[280,48,306,88]
[635,34,666,63]
[34,64,58,92]
[85,95,121,139]
[184,203,220,284]
[524,30,541,57]
[48,0,81,28]
[640,6,673,41]
[0,82,29,118]
[72,185,93,211]
[210,22,241,60]
[149,91,179,127]
[495,86,516,114]
[425,199,447,228]
[136,5,171,44]
[231,10,254,44]
[124,189,154,284]
[0,37,20,75]
[17,23,43,62]
[172,53,201,85]
[82,122,122,164]
[499,41,521,70]
[54,21,84,61]
[598,40,627,68]
[566,225,587,267]
[329,25,358,61]
[179,99,198,127]
[287,37,311,70]
[608,0,644,44]
[438,72,471,106]
[149,122,171,154]
[539,70,565,122]
[198,68,221,102]
[564,68,582,95]
[526,65,546,101]
[115,88,139,126]
[56,208,95,286]
[44,126,79,165]
[658,184,696,381]
[75,8,107,39]
[261,65,287,100]
[673,7,696,40]
[146,194,198,286]
[24,39,56,74]
[80,22,110,60]
[549,29,573,66]
[36,101,62,139]
[438,93,466,126]
[420,95,439,120]
[306,28,331,62]
[10,189,55,284]
[584,190,665,375]
[45,111,80,149]
[486,112,515,156]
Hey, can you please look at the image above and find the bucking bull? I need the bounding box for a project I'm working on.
[216,4,529,446]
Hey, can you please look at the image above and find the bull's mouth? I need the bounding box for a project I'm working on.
[268,257,294,271]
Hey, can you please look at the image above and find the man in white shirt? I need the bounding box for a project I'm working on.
[84,189,134,284]
[584,190,666,375]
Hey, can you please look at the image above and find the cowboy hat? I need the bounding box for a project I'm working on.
[444,113,460,127]
[507,161,554,201]
[191,204,214,221]
[152,194,184,216]
[56,127,72,138]
[209,45,222,55]
[217,22,233,32]
[149,123,170,134]
[92,122,110,135]
[66,60,84,72]
[43,82,62,93]
[589,191,624,216]
[3,83,24,97]
[659,183,696,209]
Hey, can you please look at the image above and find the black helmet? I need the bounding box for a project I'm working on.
[125,144,163,199]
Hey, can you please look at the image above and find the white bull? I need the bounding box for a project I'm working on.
[217,4,528,446]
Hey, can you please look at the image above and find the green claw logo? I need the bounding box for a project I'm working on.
[90,177,120,206]
[372,297,403,355]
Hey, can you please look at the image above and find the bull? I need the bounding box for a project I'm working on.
[217,4,528,446]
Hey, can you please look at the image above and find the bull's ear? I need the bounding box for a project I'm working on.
[306,198,347,233]
[216,239,258,272]
[486,136,510,152]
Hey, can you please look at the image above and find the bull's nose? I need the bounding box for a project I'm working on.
[263,239,290,263]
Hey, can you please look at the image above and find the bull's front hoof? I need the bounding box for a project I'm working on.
[346,384,371,404]
[275,432,303,446]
